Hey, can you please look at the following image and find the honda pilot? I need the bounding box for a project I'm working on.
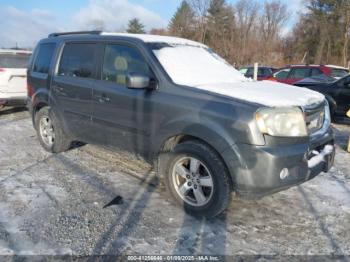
[27,31,335,217]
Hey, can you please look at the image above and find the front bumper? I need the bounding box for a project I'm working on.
[222,128,335,198]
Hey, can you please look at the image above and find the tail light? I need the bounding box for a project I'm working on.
[27,82,34,97]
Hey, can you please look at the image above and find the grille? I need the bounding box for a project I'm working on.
[304,102,326,134]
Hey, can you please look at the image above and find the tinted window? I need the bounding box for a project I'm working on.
[331,68,349,78]
[58,43,96,78]
[311,68,323,76]
[290,68,310,78]
[239,68,248,74]
[274,69,290,79]
[102,44,151,85]
[0,53,31,68]
[245,68,272,77]
[33,43,56,74]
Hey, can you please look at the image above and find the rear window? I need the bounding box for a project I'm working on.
[0,53,31,68]
[33,43,56,74]
[331,68,348,78]
[58,43,96,79]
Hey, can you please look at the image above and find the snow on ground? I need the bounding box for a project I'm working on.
[0,107,349,256]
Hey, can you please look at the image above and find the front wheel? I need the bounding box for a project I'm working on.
[35,107,72,153]
[163,141,232,218]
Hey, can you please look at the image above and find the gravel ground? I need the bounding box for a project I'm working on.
[0,107,349,256]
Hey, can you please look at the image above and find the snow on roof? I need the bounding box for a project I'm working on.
[0,49,32,55]
[326,64,349,70]
[101,32,207,48]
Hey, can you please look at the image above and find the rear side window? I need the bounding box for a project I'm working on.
[0,53,31,68]
[102,44,152,86]
[33,43,56,74]
[58,43,96,79]
[290,68,310,78]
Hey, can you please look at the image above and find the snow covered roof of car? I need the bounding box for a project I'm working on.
[0,49,32,55]
[101,33,207,48]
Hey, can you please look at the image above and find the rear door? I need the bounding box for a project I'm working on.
[0,52,31,95]
[51,42,97,141]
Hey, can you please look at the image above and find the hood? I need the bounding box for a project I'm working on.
[195,80,325,107]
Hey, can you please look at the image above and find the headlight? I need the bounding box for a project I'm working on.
[255,107,307,137]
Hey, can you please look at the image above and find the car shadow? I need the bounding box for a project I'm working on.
[0,106,27,116]
[332,125,349,152]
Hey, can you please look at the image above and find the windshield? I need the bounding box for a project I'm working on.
[331,68,349,78]
[149,43,247,86]
[0,53,31,68]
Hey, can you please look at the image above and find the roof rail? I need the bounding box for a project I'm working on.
[48,31,102,37]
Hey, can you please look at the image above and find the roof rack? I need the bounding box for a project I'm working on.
[48,31,102,38]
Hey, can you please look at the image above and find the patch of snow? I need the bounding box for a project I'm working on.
[101,33,206,48]
[308,145,334,168]
[153,45,324,107]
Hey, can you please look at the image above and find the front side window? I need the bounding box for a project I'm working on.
[33,43,56,74]
[290,68,310,78]
[102,44,152,86]
[274,69,290,79]
[58,43,96,78]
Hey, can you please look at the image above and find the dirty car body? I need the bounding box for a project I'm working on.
[27,32,335,217]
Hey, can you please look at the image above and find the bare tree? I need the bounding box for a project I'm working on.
[234,0,260,65]
[187,0,211,42]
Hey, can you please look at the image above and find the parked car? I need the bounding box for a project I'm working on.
[0,49,32,108]
[27,31,335,217]
[239,66,275,81]
[294,75,350,123]
[274,65,349,85]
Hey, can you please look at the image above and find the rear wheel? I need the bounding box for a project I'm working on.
[35,107,72,153]
[163,141,232,218]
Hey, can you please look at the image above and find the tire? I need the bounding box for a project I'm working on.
[162,140,232,218]
[34,107,72,153]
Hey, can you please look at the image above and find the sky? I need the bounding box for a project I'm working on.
[0,0,305,48]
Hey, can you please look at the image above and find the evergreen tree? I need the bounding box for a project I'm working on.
[168,1,195,38]
[127,18,146,34]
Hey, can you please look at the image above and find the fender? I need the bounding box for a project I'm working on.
[152,115,248,183]
[32,88,73,137]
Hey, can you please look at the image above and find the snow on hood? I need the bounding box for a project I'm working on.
[196,81,325,107]
[152,45,324,107]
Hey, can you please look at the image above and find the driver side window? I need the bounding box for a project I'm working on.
[102,44,152,86]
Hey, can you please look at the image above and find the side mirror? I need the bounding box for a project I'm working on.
[126,73,155,89]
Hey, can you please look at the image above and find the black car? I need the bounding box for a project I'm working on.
[27,31,335,217]
[239,66,274,80]
[294,75,350,123]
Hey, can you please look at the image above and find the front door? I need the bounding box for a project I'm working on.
[91,43,157,157]
[51,42,97,141]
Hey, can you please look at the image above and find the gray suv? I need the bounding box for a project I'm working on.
[27,31,335,217]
